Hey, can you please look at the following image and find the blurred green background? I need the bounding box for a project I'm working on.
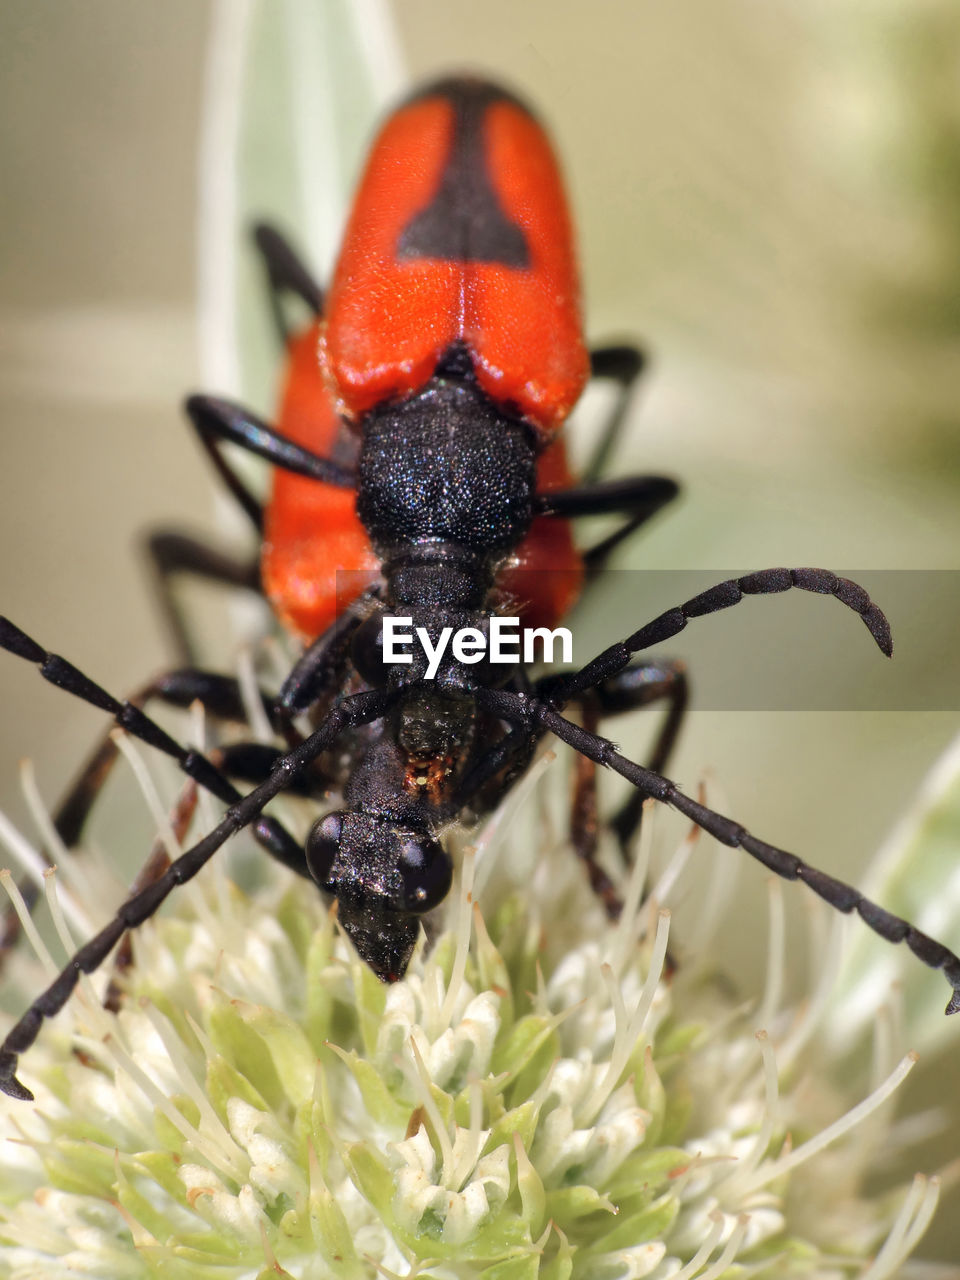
[1,0,959,1261]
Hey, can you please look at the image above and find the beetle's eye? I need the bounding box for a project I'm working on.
[396,835,452,913]
[305,811,343,890]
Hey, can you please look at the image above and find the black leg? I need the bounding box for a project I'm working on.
[182,401,266,534]
[275,600,373,717]
[591,660,688,849]
[0,620,312,878]
[184,395,354,492]
[0,684,396,1101]
[451,667,538,811]
[455,696,624,918]
[170,226,327,560]
[0,665,297,975]
[460,662,686,894]
[101,778,199,1014]
[145,530,261,664]
[527,660,687,899]
[543,568,892,707]
[530,346,672,578]
[535,474,677,521]
[534,474,679,574]
[578,481,686,578]
[588,659,689,774]
[215,741,324,796]
[454,724,537,815]
[252,222,323,345]
[568,699,624,919]
[477,684,960,1018]
[54,668,276,847]
[583,344,647,482]
[94,743,314,1012]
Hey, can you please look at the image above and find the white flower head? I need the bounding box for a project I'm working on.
[0,758,947,1280]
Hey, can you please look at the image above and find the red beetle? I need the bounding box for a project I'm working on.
[1,76,957,1101]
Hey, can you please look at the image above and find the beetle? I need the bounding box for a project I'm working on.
[1,76,958,1101]
[0,216,674,952]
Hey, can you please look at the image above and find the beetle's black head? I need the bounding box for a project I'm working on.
[305,809,453,981]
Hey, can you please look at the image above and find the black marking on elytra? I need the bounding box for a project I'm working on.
[398,78,530,269]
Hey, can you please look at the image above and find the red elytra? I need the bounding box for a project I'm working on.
[263,80,588,642]
[321,82,589,435]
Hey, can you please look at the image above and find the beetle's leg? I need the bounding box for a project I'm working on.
[583,344,647,482]
[593,660,689,850]
[145,531,261,664]
[182,405,267,534]
[0,684,395,1101]
[0,607,362,966]
[535,343,672,572]
[478,684,960,1018]
[453,724,537,814]
[453,701,623,918]
[100,777,200,1013]
[568,698,623,918]
[0,622,314,885]
[145,397,271,668]
[2,670,266,966]
[159,226,328,655]
[101,733,333,1015]
[535,474,679,573]
[252,222,324,345]
[588,659,689,776]
[535,662,686,909]
[53,669,276,847]
[275,601,372,718]
[185,395,353,490]
[168,379,350,661]
[458,665,686,908]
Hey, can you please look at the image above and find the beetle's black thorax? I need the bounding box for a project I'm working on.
[356,367,537,579]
